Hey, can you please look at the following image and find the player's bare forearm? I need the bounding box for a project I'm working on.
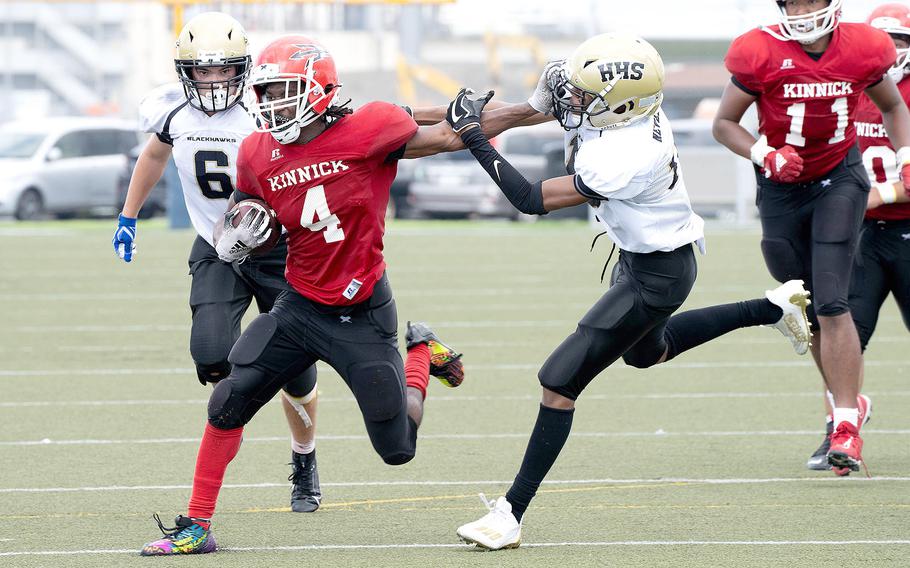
[712,118,755,160]
[481,102,546,138]
[868,180,910,209]
[713,81,758,160]
[122,136,172,218]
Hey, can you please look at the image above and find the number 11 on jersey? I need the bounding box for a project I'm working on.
[300,184,345,243]
[785,97,849,147]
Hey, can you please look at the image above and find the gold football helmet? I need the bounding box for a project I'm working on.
[548,33,665,131]
[175,12,250,112]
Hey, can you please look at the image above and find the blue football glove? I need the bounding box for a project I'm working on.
[113,213,137,262]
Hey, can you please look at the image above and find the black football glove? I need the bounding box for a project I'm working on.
[446,88,494,134]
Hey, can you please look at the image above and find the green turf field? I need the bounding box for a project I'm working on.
[1,219,909,568]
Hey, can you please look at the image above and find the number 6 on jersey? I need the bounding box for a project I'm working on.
[300,184,345,243]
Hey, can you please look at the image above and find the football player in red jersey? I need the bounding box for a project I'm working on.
[713,0,910,475]
[806,2,910,473]
[139,35,540,556]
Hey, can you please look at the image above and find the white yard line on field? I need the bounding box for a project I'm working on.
[2,539,910,557]
[4,389,910,408]
[3,475,910,495]
[3,429,910,448]
[1,358,907,378]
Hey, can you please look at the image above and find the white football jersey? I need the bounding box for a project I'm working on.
[569,110,706,254]
[138,83,254,246]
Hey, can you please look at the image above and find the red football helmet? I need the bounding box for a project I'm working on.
[868,3,910,82]
[246,35,341,144]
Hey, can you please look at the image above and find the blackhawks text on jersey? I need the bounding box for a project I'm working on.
[725,23,896,183]
[236,101,418,305]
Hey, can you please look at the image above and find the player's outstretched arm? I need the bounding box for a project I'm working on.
[113,135,173,262]
[411,100,551,128]
[403,101,546,159]
[444,88,585,213]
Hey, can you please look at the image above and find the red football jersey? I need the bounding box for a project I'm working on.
[856,76,910,221]
[726,23,895,183]
[237,101,418,305]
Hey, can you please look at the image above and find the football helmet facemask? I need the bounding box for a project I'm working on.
[548,33,664,131]
[175,12,251,113]
[774,0,844,45]
[868,3,910,83]
[246,36,341,145]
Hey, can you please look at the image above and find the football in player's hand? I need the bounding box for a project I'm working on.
[229,199,280,256]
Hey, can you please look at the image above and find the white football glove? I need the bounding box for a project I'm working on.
[527,60,564,115]
[214,205,273,263]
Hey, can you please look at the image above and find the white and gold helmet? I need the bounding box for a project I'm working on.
[175,12,251,113]
[547,33,664,131]
[774,0,844,45]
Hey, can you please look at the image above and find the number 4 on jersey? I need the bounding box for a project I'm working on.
[300,184,345,243]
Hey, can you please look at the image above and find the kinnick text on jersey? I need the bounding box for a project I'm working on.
[266,160,351,192]
[855,121,887,138]
[782,82,854,98]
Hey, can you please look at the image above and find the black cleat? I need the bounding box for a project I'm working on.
[289,450,321,513]
[806,422,834,471]
[406,321,464,388]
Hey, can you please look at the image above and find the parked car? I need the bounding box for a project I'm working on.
[406,122,564,220]
[0,117,141,220]
[116,142,169,219]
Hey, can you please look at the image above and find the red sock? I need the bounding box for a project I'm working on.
[187,423,243,519]
[405,343,431,400]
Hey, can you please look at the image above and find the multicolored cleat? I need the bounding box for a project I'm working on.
[140,514,216,556]
[406,321,464,388]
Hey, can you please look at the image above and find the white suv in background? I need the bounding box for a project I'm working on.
[0,117,140,220]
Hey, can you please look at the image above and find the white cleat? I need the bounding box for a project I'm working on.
[456,494,522,551]
[765,279,812,355]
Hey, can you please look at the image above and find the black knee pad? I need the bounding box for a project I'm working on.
[382,451,415,466]
[208,379,247,430]
[760,237,806,283]
[348,361,405,422]
[622,348,662,369]
[195,360,231,386]
[813,271,849,316]
[539,329,592,390]
[228,314,278,366]
[282,364,318,398]
[190,302,235,360]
